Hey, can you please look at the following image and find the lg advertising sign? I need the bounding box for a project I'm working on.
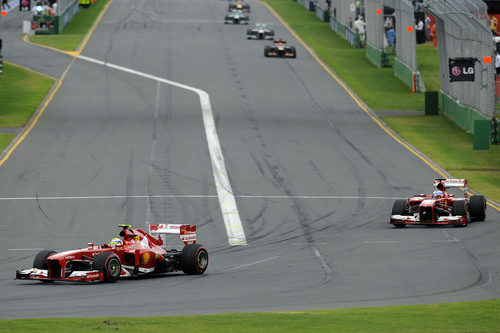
[449,58,477,82]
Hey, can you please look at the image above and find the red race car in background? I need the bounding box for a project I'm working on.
[16,224,208,283]
[390,179,486,228]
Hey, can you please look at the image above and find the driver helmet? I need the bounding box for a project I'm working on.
[109,238,123,247]
[433,190,444,199]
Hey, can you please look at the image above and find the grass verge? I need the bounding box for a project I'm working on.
[29,0,111,51]
[0,62,54,127]
[2,299,500,332]
[383,116,500,202]
[0,134,16,152]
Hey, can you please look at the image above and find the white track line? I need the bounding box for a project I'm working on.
[77,55,246,246]
[0,195,403,200]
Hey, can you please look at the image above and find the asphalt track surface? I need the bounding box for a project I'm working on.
[1,0,499,319]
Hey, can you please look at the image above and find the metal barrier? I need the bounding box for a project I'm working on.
[423,0,495,127]
[316,0,330,22]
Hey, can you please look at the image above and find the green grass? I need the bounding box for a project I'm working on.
[383,115,500,202]
[0,134,16,152]
[417,43,440,91]
[2,299,500,332]
[0,63,54,127]
[262,0,425,110]
[29,0,110,51]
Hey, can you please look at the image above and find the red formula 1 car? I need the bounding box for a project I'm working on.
[390,179,486,228]
[16,224,208,283]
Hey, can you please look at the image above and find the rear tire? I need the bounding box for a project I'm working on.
[94,252,121,282]
[469,195,486,221]
[289,46,297,58]
[452,200,469,227]
[181,244,208,275]
[33,250,56,269]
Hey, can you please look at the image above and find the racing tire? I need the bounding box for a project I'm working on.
[94,252,121,282]
[181,244,208,275]
[452,200,469,227]
[33,250,57,269]
[391,199,408,228]
[289,46,297,58]
[469,195,486,222]
[264,45,271,57]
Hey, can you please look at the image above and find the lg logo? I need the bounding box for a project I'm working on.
[452,66,474,76]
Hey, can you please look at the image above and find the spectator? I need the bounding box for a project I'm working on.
[415,19,425,44]
[2,0,10,10]
[353,16,365,45]
[52,2,57,15]
[496,51,500,76]
[425,15,431,41]
[429,22,437,47]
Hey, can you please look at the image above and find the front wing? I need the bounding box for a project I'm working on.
[390,214,466,226]
[265,51,295,58]
[16,268,104,283]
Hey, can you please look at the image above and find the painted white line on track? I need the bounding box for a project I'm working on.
[77,55,246,246]
[362,240,458,244]
[0,195,404,201]
[222,256,280,272]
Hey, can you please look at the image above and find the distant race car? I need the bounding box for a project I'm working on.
[264,39,296,58]
[16,224,208,283]
[247,23,274,40]
[228,1,250,12]
[224,9,250,24]
[390,179,486,228]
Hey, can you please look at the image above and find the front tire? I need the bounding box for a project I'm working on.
[452,200,469,227]
[33,250,57,269]
[94,252,121,282]
[264,45,271,57]
[181,244,208,275]
[469,195,486,221]
[391,199,408,228]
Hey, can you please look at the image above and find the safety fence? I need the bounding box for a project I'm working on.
[316,0,329,22]
[423,0,495,130]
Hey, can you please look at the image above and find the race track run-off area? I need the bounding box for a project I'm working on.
[0,0,499,318]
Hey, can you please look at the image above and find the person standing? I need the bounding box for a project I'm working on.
[2,0,11,10]
[429,22,437,47]
[416,19,425,44]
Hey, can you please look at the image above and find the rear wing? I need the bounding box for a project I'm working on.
[433,179,467,188]
[149,224,196,245]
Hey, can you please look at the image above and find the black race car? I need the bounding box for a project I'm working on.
[264,39,296,58]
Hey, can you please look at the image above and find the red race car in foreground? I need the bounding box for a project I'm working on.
[390,179,486,228]
[16,224,208,283]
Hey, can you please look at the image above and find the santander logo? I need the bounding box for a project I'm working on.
[451,66,461,76]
